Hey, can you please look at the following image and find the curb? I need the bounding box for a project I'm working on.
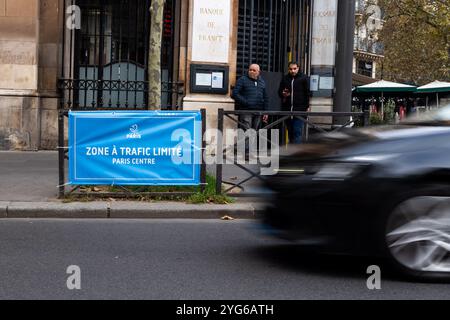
[0,201,265,219]
[109,202,260,219]
[6,202,109,219]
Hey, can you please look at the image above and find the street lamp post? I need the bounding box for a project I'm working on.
[334,0,356,119]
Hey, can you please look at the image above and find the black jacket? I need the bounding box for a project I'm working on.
[232,75,269,110]
[278,73,310,111]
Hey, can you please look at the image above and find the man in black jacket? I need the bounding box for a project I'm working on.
[232,64,269,131]
[278,61,310,143]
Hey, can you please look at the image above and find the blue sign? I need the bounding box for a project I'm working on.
[69,111,202,185]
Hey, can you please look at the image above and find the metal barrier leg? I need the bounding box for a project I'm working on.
[304,118,309,142]
[201,109,207,193]
[363,110,370,127]
[58,109,65,198]
[216,109,224,195]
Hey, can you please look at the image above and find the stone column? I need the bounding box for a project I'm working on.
[0,0,40,150]
[309,0,339,127]
[37,0,60,149]
[180,0,238,153]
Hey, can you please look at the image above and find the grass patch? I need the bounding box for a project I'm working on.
[63,174,234,204]
[62,195,95,203]
[108,184,198,193]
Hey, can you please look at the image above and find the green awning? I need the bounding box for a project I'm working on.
[355,80,417,93]
[417,81,450,94]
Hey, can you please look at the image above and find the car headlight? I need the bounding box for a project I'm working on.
[312,162,368,181]
[275,164,319,176]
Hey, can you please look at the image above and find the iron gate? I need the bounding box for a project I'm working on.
[58,0,182,110]
[237,0,312,76]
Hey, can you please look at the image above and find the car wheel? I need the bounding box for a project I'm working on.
[384,194,450,282]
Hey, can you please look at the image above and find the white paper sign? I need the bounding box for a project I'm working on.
[211,72,224,89]
[192,0,231,63]
[311,0,338,66]
[196,73,212,86]
[310,75,320,91]
[319,77,334,90]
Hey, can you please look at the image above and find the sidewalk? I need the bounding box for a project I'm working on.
[0,151,267,219]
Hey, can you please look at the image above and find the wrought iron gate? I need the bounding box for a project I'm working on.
[58,0,182,110]
[237,0,312,76]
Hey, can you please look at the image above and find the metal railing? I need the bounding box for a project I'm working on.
[57,79,184,110]
[215,109,370,195]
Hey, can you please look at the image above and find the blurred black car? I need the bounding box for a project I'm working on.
[262,106,450,282]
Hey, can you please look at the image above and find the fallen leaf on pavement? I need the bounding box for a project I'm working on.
[221,215,235,221]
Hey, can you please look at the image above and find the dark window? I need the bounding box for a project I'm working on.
[237,0,311,76]
[357,60,373,77]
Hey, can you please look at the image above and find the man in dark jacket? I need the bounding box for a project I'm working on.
[278,61,310,143]
[232,64,269,130]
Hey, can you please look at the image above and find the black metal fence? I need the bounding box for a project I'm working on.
[215,109,370,195]
[57,79,184,110]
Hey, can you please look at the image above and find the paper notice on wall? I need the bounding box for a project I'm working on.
[211,72,224,89]
[310,75,320,91]
[319,77,334,90]
[196,73,212,86]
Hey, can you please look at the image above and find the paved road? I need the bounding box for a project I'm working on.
[0,219,448,300]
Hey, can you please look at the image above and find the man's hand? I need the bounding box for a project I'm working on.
[282,89,290,98]
[262,115,269,123]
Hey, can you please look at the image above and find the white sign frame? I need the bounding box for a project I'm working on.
[191,0,231,63]
[311,0,338,67]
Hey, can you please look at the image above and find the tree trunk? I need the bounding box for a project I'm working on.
[148,0,165,110]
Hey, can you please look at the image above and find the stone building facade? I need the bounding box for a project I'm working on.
[0,0,60,150]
